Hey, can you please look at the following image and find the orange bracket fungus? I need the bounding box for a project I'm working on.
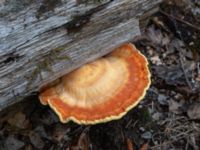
[39,43,151,124]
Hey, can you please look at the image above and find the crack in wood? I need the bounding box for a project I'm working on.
[36,0,62,19]
[76,0,112,5]
[2,52,23,65]
[64,1,112,34]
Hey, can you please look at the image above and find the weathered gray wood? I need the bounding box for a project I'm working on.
[0,0,163,110]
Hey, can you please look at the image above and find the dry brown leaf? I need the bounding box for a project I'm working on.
[169,99,184,114]
[7,112,29,129]
[126,138,134,150]
[152,17,165,28]
[146,25,170,46]
[150,55,162,65]
[52,124,70,142]
[196,75,200,82]
[187,102,200,120]
[29,131,44,149]
[70,132,90,150]
[4,135,25,150]
[154,65,185,86]
[139,143,148,150]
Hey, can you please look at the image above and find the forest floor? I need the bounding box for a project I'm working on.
[0,0,200,150]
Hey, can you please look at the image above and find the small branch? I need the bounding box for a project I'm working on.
[164,9,196,91]
[178,51,194,91]
[159,10,200,31]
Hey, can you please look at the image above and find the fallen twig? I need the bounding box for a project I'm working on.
[164,9,196,91]
[159,10,200,32]
[179,51,194,91]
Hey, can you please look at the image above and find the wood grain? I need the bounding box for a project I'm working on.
[0,0,162,110]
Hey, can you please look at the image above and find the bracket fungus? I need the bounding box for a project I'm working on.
[39,43,151,124]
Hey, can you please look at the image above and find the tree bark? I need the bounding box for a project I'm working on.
[0,0,163,110]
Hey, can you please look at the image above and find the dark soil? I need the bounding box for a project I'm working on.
[0,0,200,150]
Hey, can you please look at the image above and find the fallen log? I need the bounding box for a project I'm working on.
[0,0,163,110]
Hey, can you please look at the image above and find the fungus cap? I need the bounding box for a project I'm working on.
[39,43,151,124]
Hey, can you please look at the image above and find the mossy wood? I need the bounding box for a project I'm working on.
[0,0,162,110]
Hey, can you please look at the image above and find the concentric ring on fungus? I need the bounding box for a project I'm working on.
[39,43,151,124]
